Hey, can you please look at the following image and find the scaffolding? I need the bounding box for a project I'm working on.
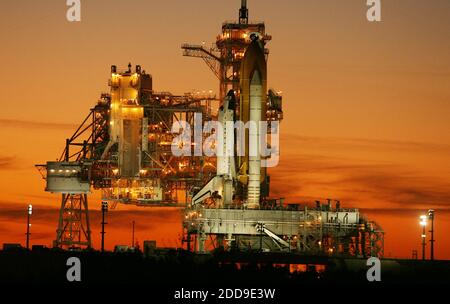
[54,194,91,249]
[35,1,382,257]
[183,201,384,258]
[36,65,217,249]
[182,1,271,101]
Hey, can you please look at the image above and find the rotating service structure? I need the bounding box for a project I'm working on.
[37,63,217,248]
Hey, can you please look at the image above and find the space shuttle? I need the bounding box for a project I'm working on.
[192,37,267,208]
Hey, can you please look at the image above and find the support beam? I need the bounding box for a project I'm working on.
[54,193,92,249]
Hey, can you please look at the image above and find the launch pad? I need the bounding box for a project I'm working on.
[184,202,383,257]
[36,0,383,258]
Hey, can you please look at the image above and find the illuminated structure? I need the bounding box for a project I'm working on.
[36,0,383,257]
[182,1,383,257]
[26,204,32,250]
[420,214,427,260]
[37,64,216,248]
[182,0,273,104]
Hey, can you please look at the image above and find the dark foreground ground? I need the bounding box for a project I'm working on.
[1,248,449,301]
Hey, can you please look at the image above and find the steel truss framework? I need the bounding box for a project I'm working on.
[99,93,217,206]
[183,207,384,258]
[182,18,271,101]
[36,2,382,257]
[54,193,91,249]
[38,89,217,249]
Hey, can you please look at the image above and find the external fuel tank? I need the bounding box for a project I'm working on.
[239,38,267,208]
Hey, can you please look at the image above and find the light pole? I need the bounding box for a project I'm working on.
[132,220,135,248]
[101,202,108,252]
[428,209,435,261]
[26,204,32,250]
[419,215,427,260]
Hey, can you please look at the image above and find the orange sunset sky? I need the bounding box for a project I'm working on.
[0,0,449,259]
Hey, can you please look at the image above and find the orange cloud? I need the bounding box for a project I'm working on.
[270,134,450,258]
[0,119,77,131]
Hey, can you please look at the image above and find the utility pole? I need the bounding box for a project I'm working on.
[26,204,32,250]
[101,202,108,252]
[428,209,435,260]
[132,220,135,248]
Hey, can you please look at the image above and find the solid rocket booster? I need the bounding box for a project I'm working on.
[247,70,262,207]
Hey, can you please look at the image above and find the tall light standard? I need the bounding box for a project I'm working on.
[26,204,32,250]
[428,209,435,260]
[419,215,427,260]
[132,220,135,248]
[101,202,108,253]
